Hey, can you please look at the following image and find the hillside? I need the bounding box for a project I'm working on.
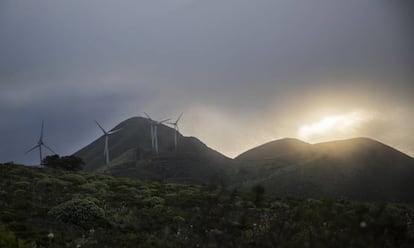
[1,164,414,247]
[74,117,234,185]
[235,138,414,202]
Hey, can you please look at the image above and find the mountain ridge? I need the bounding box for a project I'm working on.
[72,117,414,202]
[237,137,413,160]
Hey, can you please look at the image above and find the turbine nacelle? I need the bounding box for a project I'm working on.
[25,121,57,165]
[167,113,183,151]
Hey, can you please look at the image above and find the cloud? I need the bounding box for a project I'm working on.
[0,0,413,163]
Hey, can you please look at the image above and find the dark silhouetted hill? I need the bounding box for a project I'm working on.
[74,117,234,185]
[235,137,414,203]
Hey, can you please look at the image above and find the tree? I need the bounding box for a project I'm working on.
[42,155,84,171]
[252,184,265,207]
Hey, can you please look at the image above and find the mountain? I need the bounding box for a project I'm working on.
[74,117,414,202]
[235,137,414,203]
[236,138,313,163]
[73,117,234,185]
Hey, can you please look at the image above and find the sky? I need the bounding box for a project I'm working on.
[1,0,413,164]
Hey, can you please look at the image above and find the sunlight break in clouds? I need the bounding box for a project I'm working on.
[297,111,372,142]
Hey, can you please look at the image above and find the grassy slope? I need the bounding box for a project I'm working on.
[1,164,414,247]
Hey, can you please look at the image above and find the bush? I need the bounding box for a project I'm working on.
[0,227,17,248]
[36,177,69,189]
[48,198,106,229]
[61,174,87,184]
[143,196,166,207]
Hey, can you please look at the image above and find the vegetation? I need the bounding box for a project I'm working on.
[42,155,84,171]
[0,164,414,247]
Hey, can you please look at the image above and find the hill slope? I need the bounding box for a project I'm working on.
[235,138,414,202]
[74,117,234,185]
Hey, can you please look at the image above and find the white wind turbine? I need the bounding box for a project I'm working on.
[25,121,57,165]
[167,112,183,151]
[144,113,169,155]
[144,113,156,151]
[95,120,122,164]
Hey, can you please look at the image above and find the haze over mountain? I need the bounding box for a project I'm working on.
[74,117,234,185]
[235,138,414,202]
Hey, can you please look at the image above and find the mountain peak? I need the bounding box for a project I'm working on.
[311,137,414,161]
[234,136,414,202]
[236,136,413,161]
[73,117,232,185]
[236,138,311,160]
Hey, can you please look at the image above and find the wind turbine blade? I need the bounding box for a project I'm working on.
[109,128,122,134]
[42,143,57,154]
[25,144,40,154]
[40,121,44,141]
[176,112,183,123]
[159,118,170,124]
[144,112,152,120]
[95,120,107,134]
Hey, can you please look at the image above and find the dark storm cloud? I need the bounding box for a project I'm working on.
[1,0,413,163]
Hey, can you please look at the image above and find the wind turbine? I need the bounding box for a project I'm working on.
[144,113,169,155]
[144,113,156,151]
[95,120,122,164]
[167,112,183,151]
[25,121,57,165]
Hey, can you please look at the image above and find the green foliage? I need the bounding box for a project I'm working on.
[0,226,33,248]
[48,197,106,229]
[252,184,265,206]
[1,164,414,247]
[43,155,84,171]
[0,227,17,248]
[38,177,69,187]
[61,173,87,184]
[143,196,166,207]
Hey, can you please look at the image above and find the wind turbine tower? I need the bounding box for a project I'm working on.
[144,113,169,155]
[168,112,183,151]
[95,120,122,164]
[25,121,57,165]
[144,113,156,151]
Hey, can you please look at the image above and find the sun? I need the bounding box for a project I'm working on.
[297,111,367,142]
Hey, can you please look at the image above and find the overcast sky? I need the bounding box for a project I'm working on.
[1,0,413,164]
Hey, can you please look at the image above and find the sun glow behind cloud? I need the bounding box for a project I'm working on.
[297,111,371,143]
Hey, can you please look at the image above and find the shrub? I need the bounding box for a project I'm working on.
[36,177,69,189]
[143,196,166,207]
[0,227,18,248]
[61,174,87,184]
[48,198,106,229]
[13,181,31,190]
